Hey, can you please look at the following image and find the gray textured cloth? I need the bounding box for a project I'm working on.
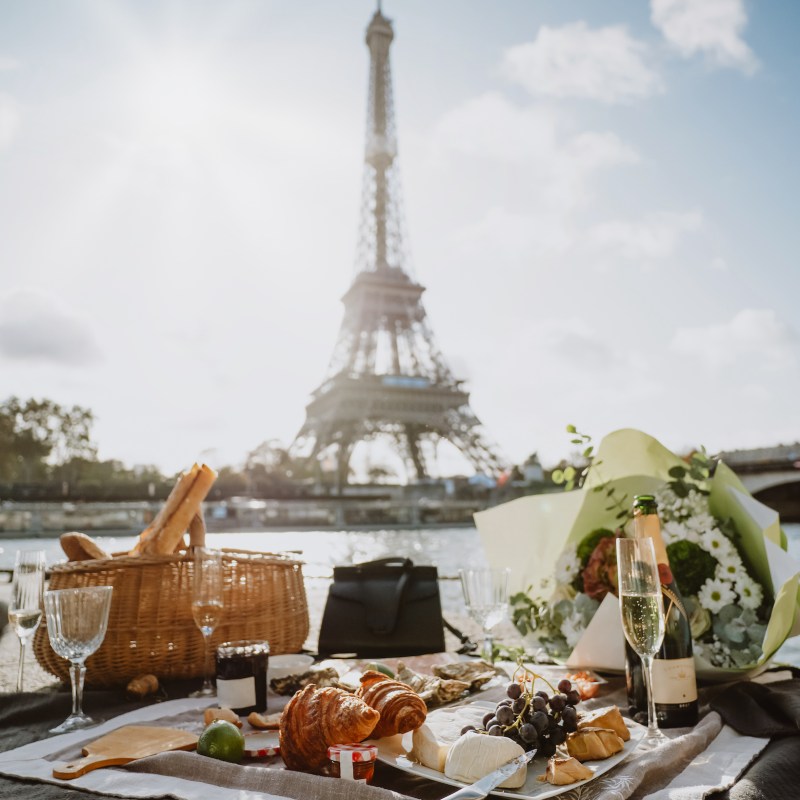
[126,751,409,800]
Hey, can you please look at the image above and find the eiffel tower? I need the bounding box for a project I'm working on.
[293,5,504,489]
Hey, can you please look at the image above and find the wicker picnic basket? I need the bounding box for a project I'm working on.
[33,548,309,687]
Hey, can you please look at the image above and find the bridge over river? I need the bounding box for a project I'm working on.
[720,443,800,521]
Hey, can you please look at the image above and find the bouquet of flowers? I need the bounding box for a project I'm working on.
[475,429,800,679]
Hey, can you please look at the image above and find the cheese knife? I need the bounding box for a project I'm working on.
[440,748,537,800]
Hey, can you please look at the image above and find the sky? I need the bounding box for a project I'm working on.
[0,0,798,477]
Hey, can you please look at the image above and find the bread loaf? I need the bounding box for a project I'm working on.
[60,532,111,562]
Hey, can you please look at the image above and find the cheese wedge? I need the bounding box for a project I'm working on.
[410,723,451,773]
[537,756,593,785]
[445,733,527,789]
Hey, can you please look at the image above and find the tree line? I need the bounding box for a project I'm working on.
[0,397,306,502]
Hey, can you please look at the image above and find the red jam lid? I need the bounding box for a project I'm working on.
[327,743,378,762]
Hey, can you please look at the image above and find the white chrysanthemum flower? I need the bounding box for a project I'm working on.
[698,577,737,613]
[735,576,764,610]
[661,520,687,545]
[555,550,581,585]
[562,614,585,648]
[700,528,734,560]
[715,550,744,582]
[686,512,716,536]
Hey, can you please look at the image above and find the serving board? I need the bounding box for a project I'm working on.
[53,725,198,780]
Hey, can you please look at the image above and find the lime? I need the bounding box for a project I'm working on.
[365,661,395,678]
[197,719,245,763]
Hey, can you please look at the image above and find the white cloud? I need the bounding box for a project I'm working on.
[585,210,703,262]
[651,0,759,74]
[0,291,102,366]
[0,92,20,149]
[670,309,797,369]
[430,92,637,216]
[501,21,663,104]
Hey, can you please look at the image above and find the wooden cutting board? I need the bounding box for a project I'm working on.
[53,725,198,780]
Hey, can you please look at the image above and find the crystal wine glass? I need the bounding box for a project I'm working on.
[44,586,113,733]
[458,568,510,663]
[10,549,46,692]
[616,537,668,748]
[190,547,224,698]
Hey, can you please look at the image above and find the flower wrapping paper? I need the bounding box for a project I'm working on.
[474,428,800,679]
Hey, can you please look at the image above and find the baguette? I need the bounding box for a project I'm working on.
[131,465,200,555]
[189,510,206,549]
[143,464,216,555]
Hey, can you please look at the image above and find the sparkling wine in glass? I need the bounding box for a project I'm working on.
[616,537,668,747]
[10,550,46,692]
[458,568,510,663]
[44,586,113,733]
[190,547,224,698]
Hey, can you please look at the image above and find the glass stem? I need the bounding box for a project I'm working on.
[482,630,494,663]
[16,639,25,693]
[642,655,659,737]
[70,660,86,718]
[202,633,212,691]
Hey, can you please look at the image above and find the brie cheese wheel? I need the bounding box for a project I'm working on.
[444,733,527,789]
[409,723,451,772]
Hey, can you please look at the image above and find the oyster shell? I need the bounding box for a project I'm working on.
[395,661,470,706]
[432,660,503,690]
[269,667,342,695]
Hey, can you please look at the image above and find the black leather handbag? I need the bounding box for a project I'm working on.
[317,557,447,658]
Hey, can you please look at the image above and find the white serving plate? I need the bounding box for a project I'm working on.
[372,701,645,800]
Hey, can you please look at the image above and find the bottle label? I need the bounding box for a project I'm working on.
[217,676,256,709]
[651,657,698,704]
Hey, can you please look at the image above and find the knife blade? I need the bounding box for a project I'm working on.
[440,748,537,800]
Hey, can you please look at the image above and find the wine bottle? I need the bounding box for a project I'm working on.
[625,494,698,727]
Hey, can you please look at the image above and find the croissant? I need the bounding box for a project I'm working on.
[566,727,625,762]
[577,705,630,741]
[356,670,428,738]
[279,684,380,774]
[538,756,594,785]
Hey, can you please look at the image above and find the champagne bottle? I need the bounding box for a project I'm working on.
[625,494,698,727]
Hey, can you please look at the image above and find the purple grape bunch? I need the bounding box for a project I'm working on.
[461,669,581,758]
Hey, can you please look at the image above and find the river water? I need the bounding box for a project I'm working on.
[2,524,798,667]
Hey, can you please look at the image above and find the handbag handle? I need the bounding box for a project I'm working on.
[357,557,414,570]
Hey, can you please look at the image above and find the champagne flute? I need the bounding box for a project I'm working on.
[458,568,510,663]
[190,547,224,698]
[10,550,46,692]
[616,538,668,748]
[44,586,113,733]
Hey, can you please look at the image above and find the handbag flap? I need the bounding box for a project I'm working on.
[328,565,439,635]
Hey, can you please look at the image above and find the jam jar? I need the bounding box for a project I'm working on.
[215,640,269,714]
[326,743,378,783]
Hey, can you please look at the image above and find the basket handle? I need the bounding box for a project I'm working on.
[188,511,206,548]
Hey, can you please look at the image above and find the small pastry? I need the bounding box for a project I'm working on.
[125,674,159,700]
[566,727,625,761]
[356,671,427,738]
[248,710,282,730]
[203,707,242,727]
[538,756,594,785]
[577,705,630,741]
